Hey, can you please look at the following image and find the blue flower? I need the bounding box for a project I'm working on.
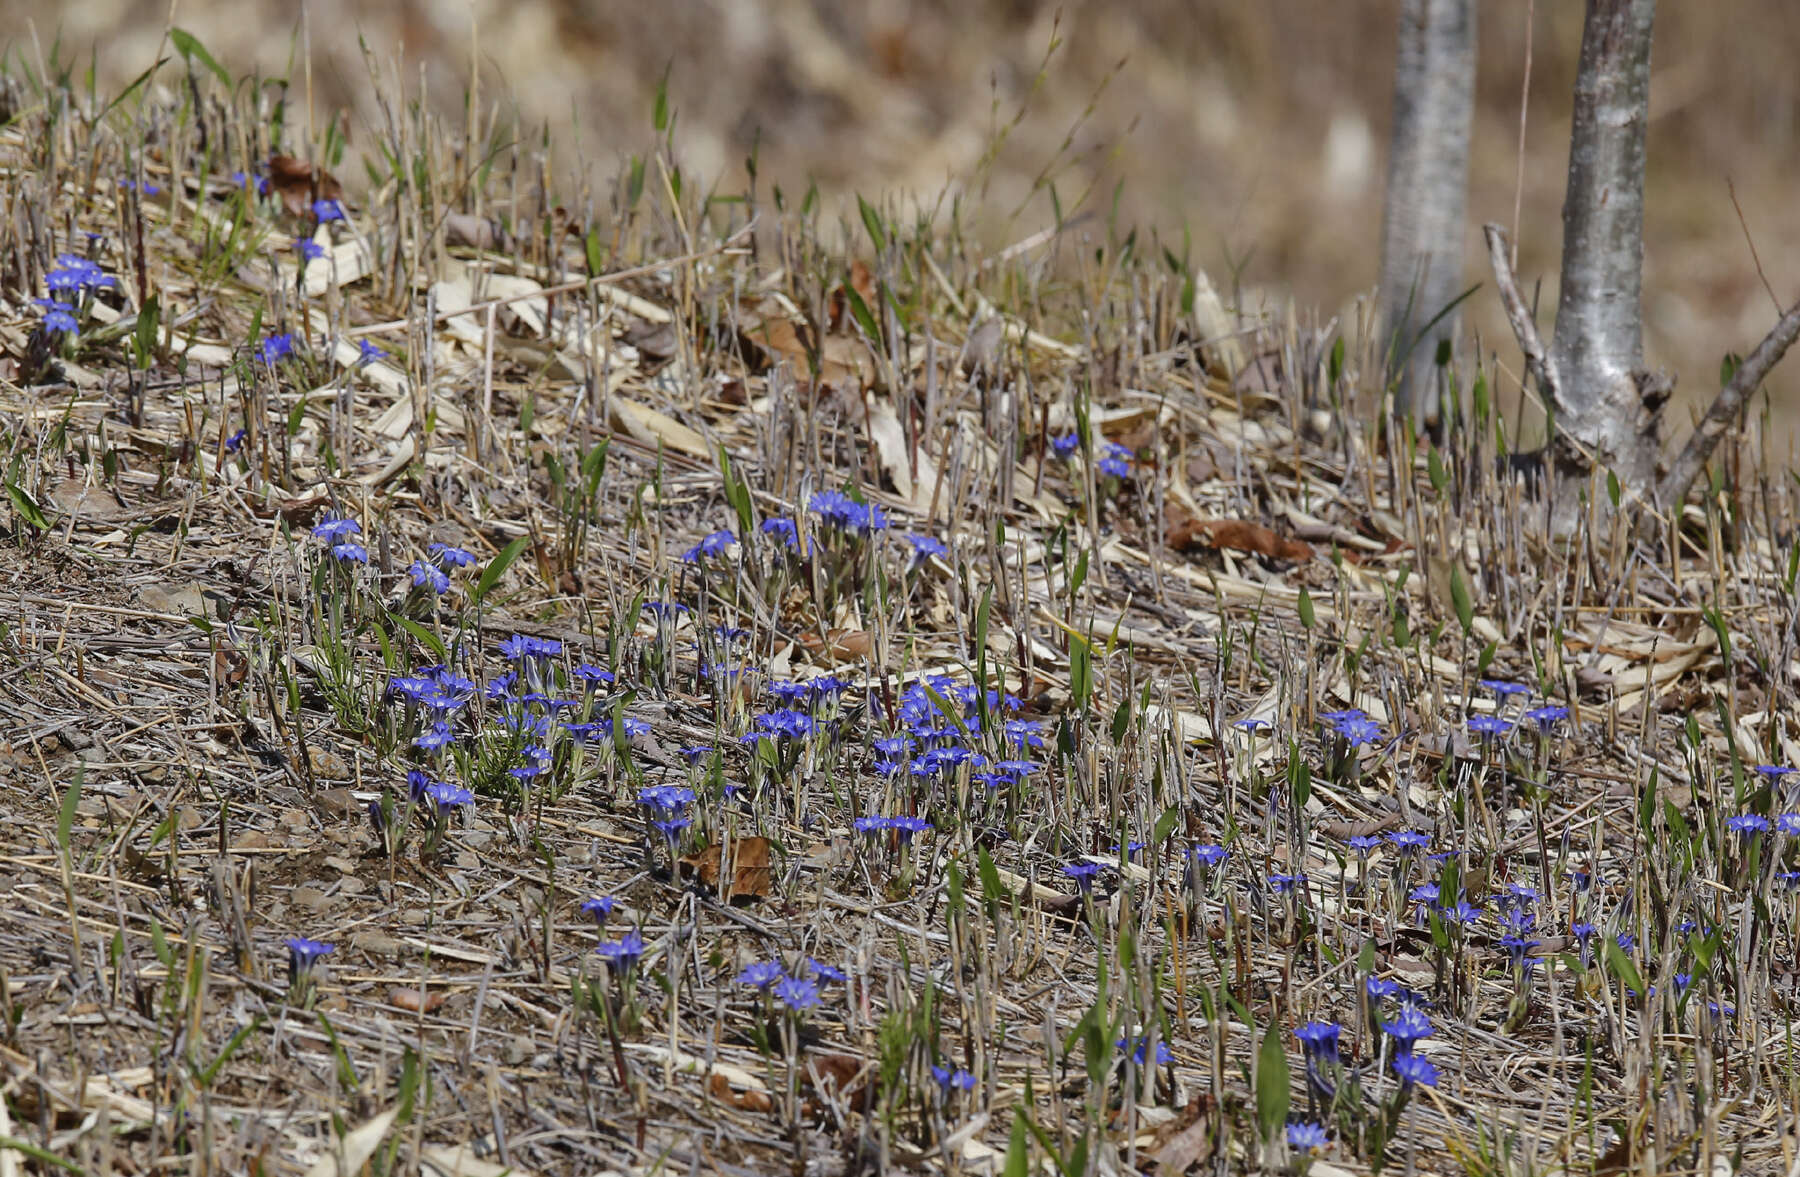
[774,977,821,1012]
[1439,899,1482,924]
[1728,814,1771,837]
[1293,1021,1342,1065]
[595,928,646,973]
[904,534,949,564]
[1466,714,1515,739]
[1049,432,1081,459]
[1347,835,1383,853]
[1391,1051,1438,1089]
[854,815,889,838]
[312,514,361,542]
[1365,976,1402,1001]
[1523,704,1569,730]
[581,896,616,925]
[313,199,345,222]
[1380,1008,1434,1051]
[1287,1122,1329,1154]
[414,724,455,752]
[931,1064,978,1091]
[425,782,473,811]
[225,428,248,452]
[1003,719,1046,748]
[760,516,801,550]
[357,338,389,367]
[285,937,334,985]
[805,958,845,983]
[45,255,115,295]
[1499,935,1540,970]
[258,332,295,363]
[1233,717,1272,734]
[1409,883,1441,906]
[1476,678,1531,698]
[119,178,162,195]
[1190,843,1228,868]
[736,961,785,990]
[1387,830,1431,852]
[1778,814,1800,837]
[682,529,737,563]
[638,787,696,825]
[1754,764,1797,780]
[1116,1036,1174,1066]
[1063,861,1103,893]
[36,300,79,335]
[331,541,368,563]
[294,237,326,262]
[428,541,475,567]
[409,560,450,594]
[1268,873,1306,895]
[809,489,888,533]
[889,815,931,842]
[1096,442,1133,478]
[572,664,615,689]
[1333,716,1384,746]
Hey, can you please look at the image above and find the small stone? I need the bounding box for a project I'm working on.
[323,856,358,875]
[350,930,405,958]
[291,886,331,913]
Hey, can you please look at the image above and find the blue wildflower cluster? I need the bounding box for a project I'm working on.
[35,254,116,347]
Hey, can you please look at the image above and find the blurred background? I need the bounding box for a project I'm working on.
[11,0,1800,439]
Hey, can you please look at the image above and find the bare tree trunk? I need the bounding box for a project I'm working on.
[1378,0,1476,427]
[1547,0,1664,493]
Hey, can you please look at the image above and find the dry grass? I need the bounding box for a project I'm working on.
[0,35,1798,1177]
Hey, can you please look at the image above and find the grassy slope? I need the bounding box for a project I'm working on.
[0,45,1795,1177]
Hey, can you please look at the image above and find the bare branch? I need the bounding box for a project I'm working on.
[1482,223,1560,412]
[1657,300,1800,509]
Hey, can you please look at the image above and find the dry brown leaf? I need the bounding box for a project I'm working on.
[444,212,512,252]
[798,628,872,664]
[708,1070,773,1113]
[387,987,447,1014]
[1166,505,1314,562]
[268,154,343,217]
[609,398,711,459]
[804,1051,869,1100]
[741,305,874,391]
[679,835,773,901]
[848,259,877,308]
[1149,1096,1217,1173]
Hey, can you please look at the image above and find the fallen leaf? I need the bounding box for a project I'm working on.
[805,1052,869,1100]
[1149,1096,1216,1172]
[443,212,512,252]
[866,397,937,512]
[708,1070,773,1113]
[268,155,344,218]
[302,1107,398,1177]
[679,836,773,901]
[848,260,877,308]
[798,628,873,664]
[741,300,874,391]
[609,397,711,459]
[1166,505,1314,562]
[387,987,447,1014]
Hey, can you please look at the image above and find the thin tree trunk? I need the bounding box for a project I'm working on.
[1378,0,1476,427]
[1548,0,1663,493]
